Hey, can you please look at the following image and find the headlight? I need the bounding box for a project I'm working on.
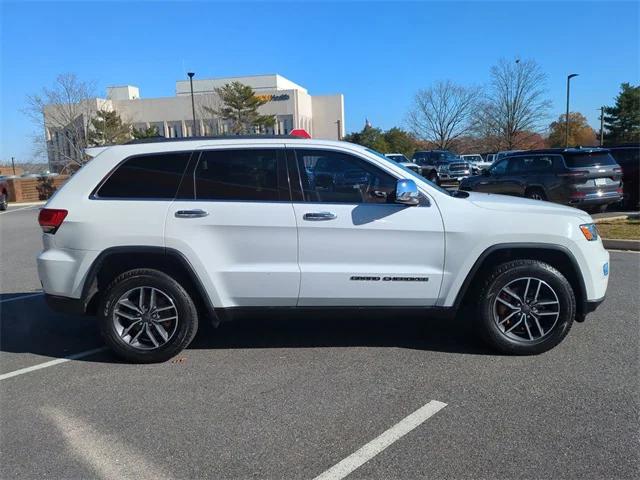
[579,223,599,241]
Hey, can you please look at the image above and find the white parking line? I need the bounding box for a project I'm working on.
[0,205,39,215]
[0,292,44,303]
[0,347,108,381]
[312,400,447,480]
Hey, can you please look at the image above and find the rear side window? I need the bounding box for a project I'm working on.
[509,156,554,173]
[95,152,191,199]
[563,152,617,168]
[194,149,287,201]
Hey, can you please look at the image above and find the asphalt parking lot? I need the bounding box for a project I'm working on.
[1,204,638,480]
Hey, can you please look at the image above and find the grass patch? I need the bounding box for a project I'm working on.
[596,218,640,240]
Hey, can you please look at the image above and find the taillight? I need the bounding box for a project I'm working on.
[558,170,589,177]
[614,167,622,173]
[570,191,586,199]
[617,187,624,194]
[38,208,68,234]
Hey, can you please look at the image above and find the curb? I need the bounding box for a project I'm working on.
[8,201,46,207]
[594,215,629,223]
[603,239,640,251]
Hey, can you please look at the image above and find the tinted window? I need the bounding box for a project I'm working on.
[491,159,508,175]
[563,152,617,168]
[295,149,397,204]
[508,156,554,173]
[194,149,285,201]
[609,148,640,167]
[96,152,191,199]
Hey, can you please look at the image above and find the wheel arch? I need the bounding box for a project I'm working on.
[81,246,220,324]
[454,243,588,315]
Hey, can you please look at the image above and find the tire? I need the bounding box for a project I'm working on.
[0,193,7,211]
[476,259,575,355]
[525,188,546,201]
[99,268,199,363]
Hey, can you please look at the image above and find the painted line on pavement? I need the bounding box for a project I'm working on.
[0,292,44,303]
[312,400,447,480]
[0,205,39,215]
[0,347,108,381]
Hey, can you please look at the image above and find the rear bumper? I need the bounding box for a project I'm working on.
[569,191,622,206]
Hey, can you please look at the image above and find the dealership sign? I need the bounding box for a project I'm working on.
[256,93,290,102]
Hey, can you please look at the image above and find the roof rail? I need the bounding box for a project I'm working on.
[125,134,303,145]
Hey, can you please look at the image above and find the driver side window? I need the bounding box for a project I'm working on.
[491,159,508,175]
[294,149,397,204]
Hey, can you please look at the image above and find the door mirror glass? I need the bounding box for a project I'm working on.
[395,179,420,206]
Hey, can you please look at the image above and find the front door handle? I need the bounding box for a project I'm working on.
[175,209,208,218]
[303,212,337,221]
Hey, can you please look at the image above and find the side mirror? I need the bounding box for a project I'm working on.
[395,179,420,206]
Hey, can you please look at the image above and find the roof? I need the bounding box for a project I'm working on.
[507,147,611,156]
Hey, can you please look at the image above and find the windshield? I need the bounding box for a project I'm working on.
[365,148,452,195]
[564,152,617,168]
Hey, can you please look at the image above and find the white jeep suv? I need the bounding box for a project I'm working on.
[37,137,609,363]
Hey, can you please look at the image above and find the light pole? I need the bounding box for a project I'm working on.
[599,106,605,146]
[187,72,197,137]
[565,73,579,147]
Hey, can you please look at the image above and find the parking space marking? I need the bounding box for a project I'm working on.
[0,205,39,215]
[0,347,107,381]
[312,400,447,480]
[44,406,172,480]
[0,292,43,303]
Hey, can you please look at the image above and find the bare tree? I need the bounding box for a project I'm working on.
[25,73,98,172]
[406,80,479,150]
[475,58,552,150]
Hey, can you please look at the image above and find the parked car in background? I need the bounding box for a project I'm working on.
[606,144,639,210]
[461,154,493,174]
[484,153,496,163]
[385,153,421,174]
[0,176,9,210]
[437,159,473,184]
[412,150,459,183]
[459,148,623,213]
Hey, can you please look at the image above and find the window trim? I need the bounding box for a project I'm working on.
[90,150,195,201]
[288,146,412,206]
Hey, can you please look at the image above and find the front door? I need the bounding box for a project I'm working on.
[165,146,300,308]
[288,147,445,307]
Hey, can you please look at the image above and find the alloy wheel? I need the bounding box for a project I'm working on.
[113,286,179,350]
[493,277,560,342]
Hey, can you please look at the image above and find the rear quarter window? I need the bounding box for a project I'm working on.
[95,152,192,199]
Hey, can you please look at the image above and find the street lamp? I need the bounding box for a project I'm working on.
[187,72,197,137]
[565,73,579,147]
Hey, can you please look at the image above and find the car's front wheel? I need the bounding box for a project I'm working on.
[0,192,7,211]
[477,259,575,355]
[99,268,199,363]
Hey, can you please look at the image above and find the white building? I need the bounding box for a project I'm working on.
[44,74,344,170]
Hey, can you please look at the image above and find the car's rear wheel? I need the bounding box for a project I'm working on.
[0,193,7,211]
[477,259,575,355]
[99,268,199,363]
[525,188,546,201]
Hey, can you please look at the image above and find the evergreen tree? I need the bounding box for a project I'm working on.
[87,109,131,146]
[132,125,161,139]
[205,82,275,134]
[604,83,640,144]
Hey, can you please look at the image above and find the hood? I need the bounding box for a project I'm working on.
[465,191,592,220]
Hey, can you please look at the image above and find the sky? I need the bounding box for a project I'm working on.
[1,0,638,163]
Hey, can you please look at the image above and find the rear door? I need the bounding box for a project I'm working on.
[288,146,445,307]
[165,145,300,308]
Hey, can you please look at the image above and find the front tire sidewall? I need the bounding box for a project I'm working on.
[479,262,575,355]
[99,270,198,363]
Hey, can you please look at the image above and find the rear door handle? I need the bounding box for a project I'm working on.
[303,212,337,221]
[175,209,208,218]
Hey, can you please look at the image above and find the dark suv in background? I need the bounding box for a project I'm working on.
[606,144,639,210]
[412,150,458,183]
[459,148,623,213]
